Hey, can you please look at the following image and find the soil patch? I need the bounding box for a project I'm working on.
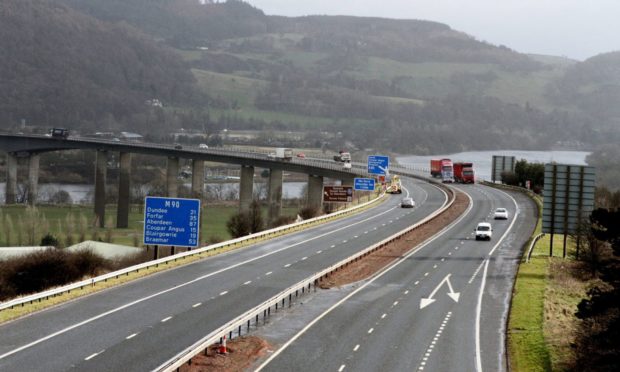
[320,190,469,288]
[181,336,271,372]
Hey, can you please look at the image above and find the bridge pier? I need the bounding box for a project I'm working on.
[27,154,40,206]
[94,150,107,228]
[341,176,356,204]
[166,157,179,198]
[191,159,205,200]
[116,152,131,228]
[5,153,17,204]
[267,169,283,226]
[239,165,254,213]
[307,175,324,212]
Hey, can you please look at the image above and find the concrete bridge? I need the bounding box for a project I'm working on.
[0,134,367,228]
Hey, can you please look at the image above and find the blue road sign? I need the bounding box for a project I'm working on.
[368,155,389,175]
[144,197,201,247]
[354,178,376,191]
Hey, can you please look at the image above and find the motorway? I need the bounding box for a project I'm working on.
[257,184,537,372]
[0,178,446,371]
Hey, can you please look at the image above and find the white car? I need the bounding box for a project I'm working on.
[199,143,209,149]
[494,208,509,220]
[475,222,493,241]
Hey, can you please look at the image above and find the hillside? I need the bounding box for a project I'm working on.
[4,0,618,155]
[0,0,198,132]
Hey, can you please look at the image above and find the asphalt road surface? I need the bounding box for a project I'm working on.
[257,184,537,372]
[0,178,447,371]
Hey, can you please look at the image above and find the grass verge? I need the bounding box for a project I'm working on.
[502,182,585,371]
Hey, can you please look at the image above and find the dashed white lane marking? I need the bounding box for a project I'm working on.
[342,240,348,243]
[161,316,172,323]
[417,312,452,371]
[354,235,358,238]
[301,257,308,261]
[219,291,228,296]
[404,290,409,295]
[393,301,399,306]
[192,302,202,308]
[415,281,420,285]
[339,365,346,372]
[331,245,336,248]
[316,250,322,254]
[424,272,429,276]
[85,351,104,361]
[353,344,360,352]
[265,272,273,276]
[368,328,374,334]
[381,313,387,319]
[284,264,291,268]
[364,231,368,234]
[433,264,437,269]
[126,333,137,340]
[448,252,452,256]
[441,258,445,262]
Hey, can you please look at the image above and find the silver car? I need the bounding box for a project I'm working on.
[401,197,415,208]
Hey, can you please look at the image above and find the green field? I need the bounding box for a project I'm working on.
[0,204,300,248]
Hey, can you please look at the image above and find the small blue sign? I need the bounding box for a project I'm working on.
[144,197,201,247]
[354,178,376,191]
[368,155,390,175]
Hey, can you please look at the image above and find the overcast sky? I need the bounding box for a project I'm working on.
[245,0,620,61]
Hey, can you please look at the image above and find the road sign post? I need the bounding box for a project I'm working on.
[368,155,389,175]
[491,155,516,183]
[542,164,595,257]
[144,197,201,248]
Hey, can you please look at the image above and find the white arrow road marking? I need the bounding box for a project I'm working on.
[420,274,460,309]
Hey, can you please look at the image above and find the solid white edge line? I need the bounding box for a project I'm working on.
[255,184,470,371]
[126,333,137,340]
[475,259,490,372]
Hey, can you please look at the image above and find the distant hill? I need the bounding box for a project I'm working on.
[4,0,618,155]
[547,51,620,129]
[0,0,198,132]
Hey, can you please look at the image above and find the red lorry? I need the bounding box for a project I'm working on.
[430,159,443,177]
[454,162,475,183]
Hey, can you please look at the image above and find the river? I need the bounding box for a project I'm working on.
[397,150,590,181]
[0,182,306,205]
